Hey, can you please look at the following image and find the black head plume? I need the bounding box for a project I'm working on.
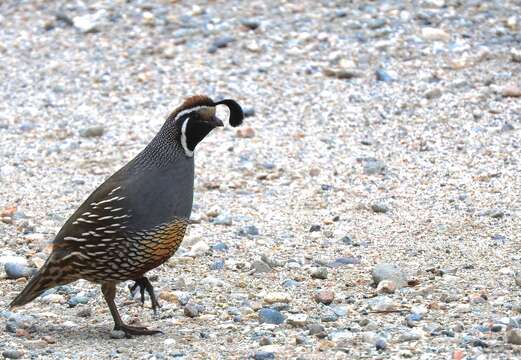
[213,99,244,127]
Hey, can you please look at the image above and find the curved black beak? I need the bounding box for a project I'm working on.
[213,99,244,127]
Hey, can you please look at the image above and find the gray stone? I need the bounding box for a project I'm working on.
[261,254,285,268]
[2,350,23,359]
[308,323,325,336]
[76,307,92,318]
[258,308,285,325]
[371,203,389,213]
[321,307,339,322]
[4,262,34,279]
[184,303,202,318]
[375,337,387,350]
[210,259,225,270]
[397,331,421,342]
[329,257,360,267]
[79,126,105,138]
[372,263,408,288]
[252,260,272,273]
[213,213,232,225]
[282,279,299,288]
[212,36,235,49]
[110,330,126,339]
[311,267,328,279]
[68,292,89,307]
[424,87,442,99]
[241,19,260,30]
[507,329,521,345]
[238,225,259,236]
[375,68,393,82]
[363,158,386,175]
[253,351,274,360]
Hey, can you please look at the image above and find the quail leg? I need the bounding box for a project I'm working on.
[102,282,161,337]
[129,277,161,315]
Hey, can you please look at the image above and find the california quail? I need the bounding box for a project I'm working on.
[9,95,244,336]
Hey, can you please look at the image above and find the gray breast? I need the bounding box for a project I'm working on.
[124,156,195,230]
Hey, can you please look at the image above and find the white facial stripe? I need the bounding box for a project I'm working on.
[175,105,213,122]
[181,117,194,157]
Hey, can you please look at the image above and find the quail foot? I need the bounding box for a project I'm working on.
[9,95,244,337]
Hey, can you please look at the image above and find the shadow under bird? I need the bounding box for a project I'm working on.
[9,95,244,336]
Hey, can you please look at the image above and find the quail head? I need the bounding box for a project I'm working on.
[9,95,244,337]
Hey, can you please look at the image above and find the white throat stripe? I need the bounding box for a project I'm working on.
[181,117,194,157]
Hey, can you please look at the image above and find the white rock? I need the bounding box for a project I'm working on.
[263,292,291,304]
[421,27,450,41]
[40,294,64,304]
[189,240,210,257]
[287,314,308,327]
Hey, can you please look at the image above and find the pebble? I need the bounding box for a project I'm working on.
[363,158,386,175]
[189,240,210,257]
[40,293,64,304]
[4,262,34,279]
[259,336,272,346]
[241,19,260,30]
[238,225,259,236]
[372,263,408,288]
[308,323,325,335]
[329,257,360,267]
[375,68,393,82]
[311,267,328,279]
[252,260,272,273]
[309,224,321,232]
[512,48,521,63]
[253,351,275,360]
[110,330,126,339]
[213,213,232,225]
[321,308,338,322]
[368,296,397,312]
[287,314,308,328]
[261,254,285,268]
[507,329,521,345]
[314,290,335,305]
[211,242,229,252]
[210,259,224,270]
[184,303,202,318]
[282,279,299,288]
[72,14,100,33]
[76,307,92,318]
[397,331,421,342]
[236,126,255,138]
[258,308,285,325]
[323,67,362,79]
[371,202,389,213]
[79,126,105,138]
[68,292,89,307]
[421,27,450,41]
[263,292,291,304]
[209,36,235,53]
[243,107,255,118]
[424,87,442,99]
[2,350,23,359]
[377,280,397,294]
[375,338,387,350]
[502,85,521,97]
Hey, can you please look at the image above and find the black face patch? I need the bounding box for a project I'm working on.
[183,116,215,151]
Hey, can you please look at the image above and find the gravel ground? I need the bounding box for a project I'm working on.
[1,0,521,359]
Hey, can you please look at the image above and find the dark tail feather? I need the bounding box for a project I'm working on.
[9,271,52,308]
